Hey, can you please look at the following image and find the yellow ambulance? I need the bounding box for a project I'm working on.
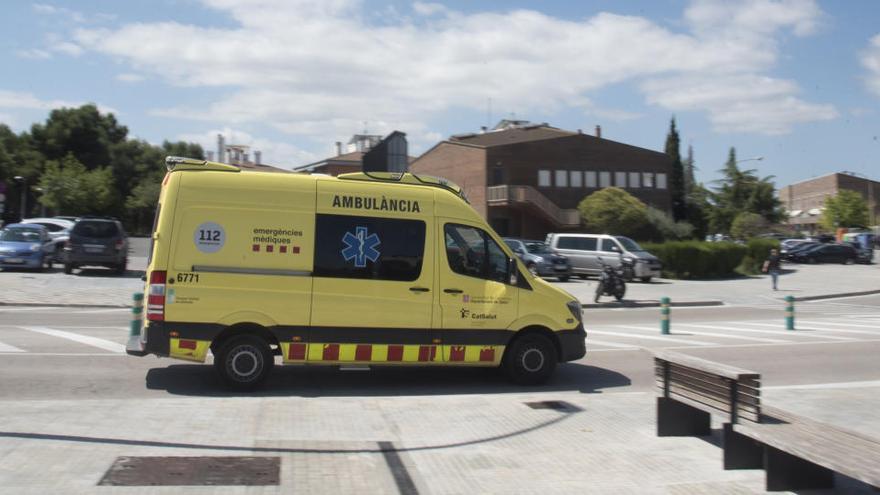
[127,157,585,390]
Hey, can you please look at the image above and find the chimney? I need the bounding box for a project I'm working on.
[595,125,602,138]
[217,134,225,163]
[206,151,214,161]
[254,150,262,165]
[335,141,343,156]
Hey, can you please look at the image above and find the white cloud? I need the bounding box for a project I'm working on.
[68,0,833,138]
[116,73,145,83]
[16,48,52,59]
[0,90,117,117]
[177,128,319,168]
[862,34,880,97]
[33,3,85,23]
[50,41,83,56]
[642,75,837,134]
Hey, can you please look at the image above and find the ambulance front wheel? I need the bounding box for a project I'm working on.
[214,335,274,391]
[503,333,557,386]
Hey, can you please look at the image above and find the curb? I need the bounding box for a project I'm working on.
[0,302,129,309]
[582,300,724,309]
[792,289,880,302]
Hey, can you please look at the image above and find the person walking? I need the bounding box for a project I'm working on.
[763,248,782,290]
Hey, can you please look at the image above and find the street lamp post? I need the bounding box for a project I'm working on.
[13,176,26,221]
[736,156,764,165]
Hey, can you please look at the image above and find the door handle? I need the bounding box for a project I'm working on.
[409,287,430,292]
[443,288,463,294]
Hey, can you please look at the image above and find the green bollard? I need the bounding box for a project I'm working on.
[131,292,144,338]
[784,295,795,330]
[660,297,670,335]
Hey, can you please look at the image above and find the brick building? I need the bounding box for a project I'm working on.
[409,121,673,239]
[780,172,880,234]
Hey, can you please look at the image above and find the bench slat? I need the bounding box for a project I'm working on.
[654,351,760,381]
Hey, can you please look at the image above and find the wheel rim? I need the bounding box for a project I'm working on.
[227,345,262,382]
[521,348,545,372]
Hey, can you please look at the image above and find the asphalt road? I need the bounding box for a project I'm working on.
[1,295,877,402]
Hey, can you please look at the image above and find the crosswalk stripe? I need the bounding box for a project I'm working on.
[771,323,878,336]
[737,322,855,341]
[587,329,714,346]
[0,340,26,353]
[798,319,880,330]
[19,326,125,353]
[585,338,639,349]
[622,324,787,344]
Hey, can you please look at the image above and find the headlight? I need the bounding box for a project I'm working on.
[566,300,583,323]
[30,244,41,252]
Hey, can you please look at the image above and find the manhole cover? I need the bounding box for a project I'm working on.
[99,456,280,486]
[524,400,581,411]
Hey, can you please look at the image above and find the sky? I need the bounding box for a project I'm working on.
[2,0,880,187]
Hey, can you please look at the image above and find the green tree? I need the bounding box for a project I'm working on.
[709,147,783,232]
[730,212,767,240]
[645,206,694,241]
[821,190,869,229]
[37,154,115,215]
[665,117,686,221]
[30,104,128,169]
[577,187,649,238]
[683,144,696,195]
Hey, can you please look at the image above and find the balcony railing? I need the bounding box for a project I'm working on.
[487,185,581,227]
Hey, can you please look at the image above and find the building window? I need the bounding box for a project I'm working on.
[555,170,568,187]
[538,170,551,187]
[492,167,504,185]
[599,171,611,188]
[656,173,668,189]
[314,214,425,281]
[643,172,654,188]
[444,223,510,284]
[585,171,597,188]
[615,172,627,188]
[629,172,640,188]
[570,170,583,188]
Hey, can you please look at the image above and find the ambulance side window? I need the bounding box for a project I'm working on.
[444,224,508,284]
[314,214,425,282]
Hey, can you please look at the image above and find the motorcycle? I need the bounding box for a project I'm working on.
[594,256,631,303]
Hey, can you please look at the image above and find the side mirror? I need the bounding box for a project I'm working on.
[508,257,518,285]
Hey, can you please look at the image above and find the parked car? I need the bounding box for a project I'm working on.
[503,238,572,282]
[0,223,54,271]
[545,233,661,283]
[842,241,874,264]
[788,243,857,264]
[781,241,820,260]
[21,217,74,264]
[63,217,128,274]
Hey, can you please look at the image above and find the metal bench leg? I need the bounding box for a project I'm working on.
[764,445,834,491]
[722,424,762,469]
[657,397,711,437]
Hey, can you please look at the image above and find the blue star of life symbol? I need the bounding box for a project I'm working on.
[342,226,381,268]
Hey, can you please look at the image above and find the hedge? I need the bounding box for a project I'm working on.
[641,241,748,279]
[738,238,781,275]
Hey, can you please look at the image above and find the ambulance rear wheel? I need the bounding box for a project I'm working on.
[503,333,557,385]
[214,335,274,391]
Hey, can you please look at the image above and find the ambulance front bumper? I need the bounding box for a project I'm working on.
[557,323,586,362]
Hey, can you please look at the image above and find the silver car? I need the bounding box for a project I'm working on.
[545,233,661,283]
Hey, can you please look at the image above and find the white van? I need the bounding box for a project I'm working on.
[545,233,661,282]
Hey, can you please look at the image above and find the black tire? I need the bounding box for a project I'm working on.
[558,275,570,282]
[214,335,274,391]
[614,284,626,301]
[640,276,652,283]
[63,263,73,274]
[37,255,46,272]
[503,333,557,385]
[843,258,854,265]
[115,259,127,275]
[594,281,604,303]
[578,274,588,280]
[53,245,63,265]
[808,257,817,264]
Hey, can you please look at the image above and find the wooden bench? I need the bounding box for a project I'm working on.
[655,350,880,491]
